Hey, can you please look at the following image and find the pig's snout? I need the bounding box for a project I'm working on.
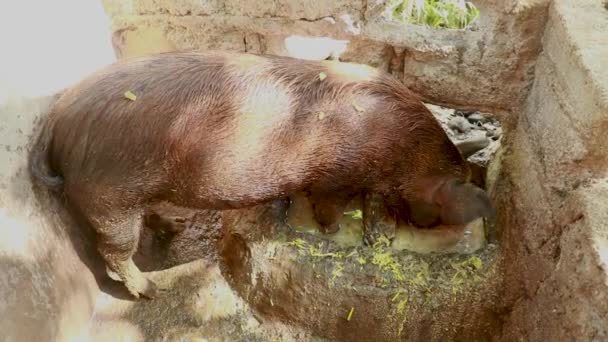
[408,179,495,228]
[437,180,495,226]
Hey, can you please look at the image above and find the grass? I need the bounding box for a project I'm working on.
[386,0,480,30]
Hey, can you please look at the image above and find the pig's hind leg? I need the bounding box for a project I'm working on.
[63,175,166,299]
[93,210,164,299]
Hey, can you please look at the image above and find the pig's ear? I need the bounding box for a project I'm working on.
[434,179,495,225]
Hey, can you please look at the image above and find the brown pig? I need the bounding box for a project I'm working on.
[29,50,494,299]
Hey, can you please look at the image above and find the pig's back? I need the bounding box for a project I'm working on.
[177,53,388,202]
[48,51,403,206]
[48,52,238,191]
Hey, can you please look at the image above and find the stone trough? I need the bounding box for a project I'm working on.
[220,200,501,341]
[1,0,607,341]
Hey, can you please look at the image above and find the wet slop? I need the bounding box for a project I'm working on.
[88,103,503,341]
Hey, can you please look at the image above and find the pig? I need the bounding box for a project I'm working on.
[29,50,494,299]
[144,200,193,236]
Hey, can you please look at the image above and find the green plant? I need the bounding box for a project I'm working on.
[387,0,480,29]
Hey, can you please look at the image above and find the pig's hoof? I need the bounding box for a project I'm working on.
[140,279,169,299]
[363,231,393,247]
[363,222,396,247]
[363,233,376,247]
[319,223,341,235]
[140,282,168,300]
[106,265,121,282]
[126,277,167,300]
[162,216,189,234]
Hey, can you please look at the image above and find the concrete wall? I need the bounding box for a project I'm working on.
[97,0,608,340]
[0,1,116,340]
[492,0,608,340]
[101,0,551,114]
[1,0,606,340]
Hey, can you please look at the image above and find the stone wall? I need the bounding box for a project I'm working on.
[0,1,116,340]
[1,0,606,340]
[492,0,608,340]
[101,0,551,114]
[98,0,608,339]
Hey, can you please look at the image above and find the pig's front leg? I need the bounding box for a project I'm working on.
[308,189,356,234]
[362,192,396,246]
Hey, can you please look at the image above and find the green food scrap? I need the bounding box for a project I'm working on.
[346,307,355,321]
[396,294,408,315]
[328,261,345,287]
[319,72,327,81]
[318,111,326,120]
[372,235,392,249]
[391,290,404,302]
[356,256,367,265]
[379,276,390,288]
[370,236,405,282]
[309,245,343,258]
[287,238,307,249]
[468,256,483,270]
[352,102,365,113]
[371,251,405,282]
[306,242,344,259]
[344,209,363,220]
[345,250,357,258]
[387,288,410,337]
[449,255,485,295]
[396,295,409,336]
[410,260,430,290]
[124,90,137,101]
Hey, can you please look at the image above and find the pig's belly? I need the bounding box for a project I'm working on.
[174,166,308,209]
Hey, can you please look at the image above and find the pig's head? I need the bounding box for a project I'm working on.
[399,136,495,229]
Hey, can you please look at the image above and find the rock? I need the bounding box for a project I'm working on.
[448,116,472,133]
[426,103,454,122]
[455,110,476,117]
[455,136,491,158]
[482,122,499,136]
[467,113,486,124]
[339,39,393,69]
[492,127,503,139]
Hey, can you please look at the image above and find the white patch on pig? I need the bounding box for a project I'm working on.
[208,77,295,197]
